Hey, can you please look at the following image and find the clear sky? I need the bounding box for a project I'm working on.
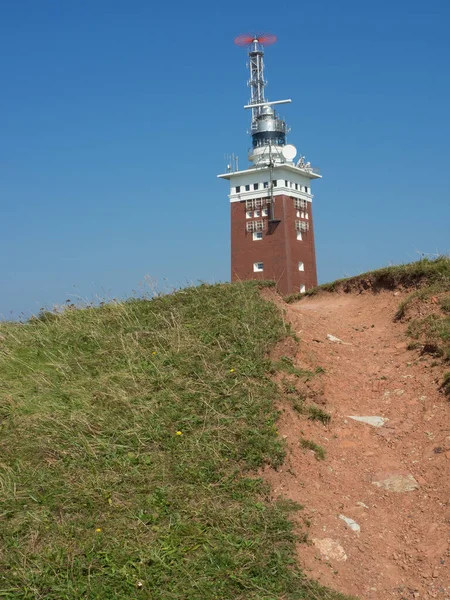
[1,0,449,318]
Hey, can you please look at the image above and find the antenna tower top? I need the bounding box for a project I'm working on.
[234,32,291,165]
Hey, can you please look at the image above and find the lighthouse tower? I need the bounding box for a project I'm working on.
[218,34,321,295]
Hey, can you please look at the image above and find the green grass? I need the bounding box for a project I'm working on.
[272,356,316,379]
[442,372,450,396]
[394,263,450,365]
[395,279,450,320]
[0,282,349,600]
[407,314,450,360]
[299,438,327,461]
[307,406,331,425]
[285,257,450,303]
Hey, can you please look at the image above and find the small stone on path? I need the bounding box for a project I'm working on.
[327,333,344,343]
[339,514,361,533]
[312,538,347,561]
[372,474,419,492]
[348,415,388,428]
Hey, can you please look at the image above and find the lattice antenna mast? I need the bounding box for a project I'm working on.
[235,34,277,127]
[235,34,291,148]
[248,38,267,124]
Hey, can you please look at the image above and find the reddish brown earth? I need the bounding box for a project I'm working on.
[262,290,450,600]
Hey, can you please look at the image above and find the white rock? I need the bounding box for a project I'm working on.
[348,415,388,428]
[327,334,343,343]
[356,501,369,509]
[312,538,347,561]
[372,474,419,492]
[339,514,361,533]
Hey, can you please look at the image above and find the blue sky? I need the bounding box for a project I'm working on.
[1,0,449,318]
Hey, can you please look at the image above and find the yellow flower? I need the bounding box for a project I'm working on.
[229,368,235,373]
[95,528,102,533]
[152,351,157,355]
[176,431,182,436]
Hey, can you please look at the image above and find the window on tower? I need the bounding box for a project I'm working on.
[252,231,263,241]
[253,262,264,272]
[254,210,260,217]
[298,262,305,271]
[246,211,252,219]
[262,208,268,217]
[297,231,303,241]
[300,284,306,294]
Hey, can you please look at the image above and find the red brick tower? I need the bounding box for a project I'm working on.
[218,34,321,296]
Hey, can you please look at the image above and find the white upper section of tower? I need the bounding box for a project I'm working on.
[220,34,321,178]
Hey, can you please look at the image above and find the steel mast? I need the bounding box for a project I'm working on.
[234,34,292,164]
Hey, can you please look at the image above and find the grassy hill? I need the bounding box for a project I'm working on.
[0,282,348,599]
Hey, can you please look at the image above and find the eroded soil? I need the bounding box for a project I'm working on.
[263,290,450,600]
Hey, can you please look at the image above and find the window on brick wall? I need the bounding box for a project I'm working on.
[254,210,260,217]
[253,262,264,272]
[298,261,305,271]
[252,231,263,241]
[296,221,309,232]
[262,208,268,217]
[246,220,265,232]
[294,199,307,210]
[297,231,303,241]
[246,211,252,219]
[300,284,306,294]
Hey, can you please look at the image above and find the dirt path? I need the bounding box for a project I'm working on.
[263,291,450,599]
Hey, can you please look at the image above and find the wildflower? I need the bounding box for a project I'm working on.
[176,431,183,436]
[152,351,157,355]
[95,528,102,533]
[229,368,235,373]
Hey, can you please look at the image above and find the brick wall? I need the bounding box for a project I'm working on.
[230,194,318,295]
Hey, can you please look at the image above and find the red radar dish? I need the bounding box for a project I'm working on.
[234,33,277,47]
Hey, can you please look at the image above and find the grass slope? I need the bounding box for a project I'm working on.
[0,282,348,600]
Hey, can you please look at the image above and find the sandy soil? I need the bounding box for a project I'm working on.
[262,290,450,600]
